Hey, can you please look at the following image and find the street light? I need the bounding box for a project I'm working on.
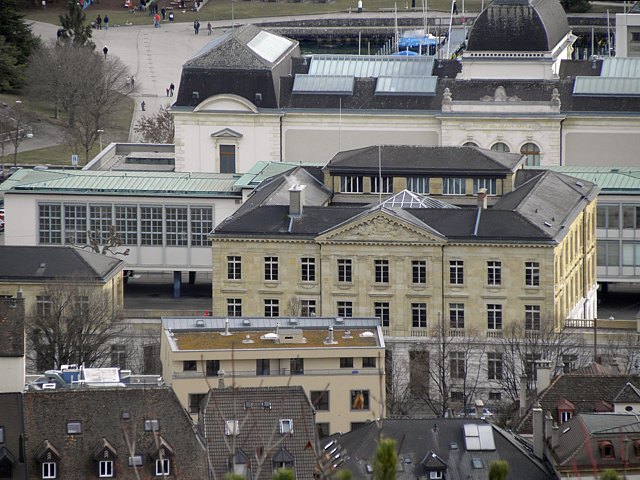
[97,129,105,152]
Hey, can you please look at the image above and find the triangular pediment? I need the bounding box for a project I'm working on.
[317,209,445,244]
[211,128,243,139]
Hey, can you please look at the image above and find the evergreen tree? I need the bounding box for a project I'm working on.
[272,468,294,480]
[489,460,509,480]
[59,0,94,47]
[0,0,39,92]
[373,438,397,480]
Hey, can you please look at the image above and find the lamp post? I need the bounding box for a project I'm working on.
[97,129,104,152]
[13,100,21,168]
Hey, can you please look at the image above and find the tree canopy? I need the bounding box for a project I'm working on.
[373,438,398,480]
[59,0,94,47]
[0,0,39,92]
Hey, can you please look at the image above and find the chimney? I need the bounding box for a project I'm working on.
[536,359,552,393]
[519,374,528,416]
[545,412,553,443]
[533,403,544,460]
[16,288,23,299]
[217,369,225,388]
[289,184,306,217]
[551,422,559,451]
[476,188,488,210]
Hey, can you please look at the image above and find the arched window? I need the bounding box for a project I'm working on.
[462,141,478,148]
[521,142,541,166]
[490,142,510,153]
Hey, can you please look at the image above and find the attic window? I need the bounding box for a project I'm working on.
[128,455,143,467]
[225,420,240,436]
[279,419,293,435]
[471,458,483,469]
[429,472,443,480]
[67,421,82,435]
[599,441,615,459]
[122,411,130,420]
[144,420,159,432]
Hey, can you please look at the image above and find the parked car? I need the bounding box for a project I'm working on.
[457,407,493,418]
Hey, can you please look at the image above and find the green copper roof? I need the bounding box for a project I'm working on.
[530,166,640,192]
[2,169,241,196]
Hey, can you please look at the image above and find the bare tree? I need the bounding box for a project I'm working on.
[66,225,130,256]
[27,42,133,163]
[134,106,175,143]
[26,282,125,371]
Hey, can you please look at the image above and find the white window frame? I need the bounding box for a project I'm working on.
[227,255,242,280]
[406,175,429,194]
[411,303,427,328]
[370,175,393,194]
[225,419,240,436]
[525,261,540,287]
[99,460,114,478]
[487,304,503,330]
[279,419,293,434]
[155,458,170,476]
[443,177,466,195]
[341,175,363,193]
[474,178,497,195]
[337,301,353,318]
[487,260,502,286]
[42,462,57,479]
[525,305,541,331]
[449,260,464,285]
[264,256,279,281]
[430,471,443,480]
[264,299,279,317]
[301,257,316,282]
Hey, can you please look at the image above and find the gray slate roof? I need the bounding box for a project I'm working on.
[327,145,524,175]
[467,0,570,52]
[23,387,208,480]
[334,418,553,480]
[201,386,319,480]
[0,246,124,282]
[0,394,26,478]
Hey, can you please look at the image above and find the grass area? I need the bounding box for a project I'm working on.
[0,93,135,168]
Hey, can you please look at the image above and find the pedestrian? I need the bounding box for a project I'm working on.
[193,19,200,34]
[170,83,175,96]
[104,14,109,29]
[357,0,362,13]
[103,45,108,58]
[169,11,174,21]
[56,28,64,42]
[207,21,212,35]
[42,0,46,10]
[452,0,458,14]
[161,6,166,20]
[96,14,102,29]
[130,76,135,90]
[154,12,161,27]
[166,86,170,97]
[141,101,146,111]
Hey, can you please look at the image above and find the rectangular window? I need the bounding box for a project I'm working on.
[156,458,170,476]
[562,354,577,373]
[188,393,206,414]
[42,462,56,479]
[279,419,293,434]
[301,299,317,317]
[597,205,619,229]
[110,344,127,369]
[443,177,466,195]
[36,295,52,318]
[340,357,354,368]
[64,204,87,244]
[311,391,329,411]
[39,204,62,244]
[406,176,429,194]
[219,144,236,173]
[67,421,82,434]
[525,262,540,287]
[290,358,304,375]
[473,178,497,195]
[412,303,427,328]
[183,360,197,371]
[190,207,213,247]
[256,359,270,376]
[489,391,502,401]
[165,206,188,246]
[337,259,353,283]
[487,304,503,330]
[371,176,393,194]
[225,420,239,436]
[525,305,541,331]
[632,32,640,42]
[206,360,220,376]
[449,303,465,329]
[374,259,389,283]
[227,256,241,280]
[337,301,353,318]
[351,390,370,410]
[264,299,279,317]
[144,419,160,432]
[412,260,427,284]
[623,242,640,267]
[264,256,279,281]
[341,175,363,193]
[597,241,619,267]
[487,261,502,286]
[115,205,138,246]
[227,298,242,317]
[99,460,113,478]
[362,357,376,368]
[449,260,464,285]
[525,353,541,380]
[301,257,316,282]
[487,353,503,380]
[140,206,162,246]
[374,302,390,327]
[89,205,112,243]
[450,351,465,379]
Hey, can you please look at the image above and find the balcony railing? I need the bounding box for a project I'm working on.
[411,328,429,337]
[450,328,465,337]
[486,330,503,338]
[173,367,381,379]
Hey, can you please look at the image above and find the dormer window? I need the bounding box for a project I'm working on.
[35,440,60,480]
[225,420,239,436]
[67,421,82,434]
[599,441,615,459]
[155,459,170,476]
[429,471,443,480]
[560,411,572,423]
[557,398,575,424]
[42,462,56,479]
[99,460,113,478]
[279,419,293,435]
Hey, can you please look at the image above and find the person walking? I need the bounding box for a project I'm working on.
[154,12,161,27]
[161,6,166,20]
[452,0,458,14]
[207,22,212,35]
[141,101,146,111]
[193,20,200,34]
[169,82,175,96]
[357,0,362,13]
[103,45,108,58]
[104,14,109,29]
[96,14,102,29]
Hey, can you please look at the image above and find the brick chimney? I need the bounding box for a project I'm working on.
[289,185,306,217]
[533,403,544,460]
[476,188,488,209]
[536,359,552,393]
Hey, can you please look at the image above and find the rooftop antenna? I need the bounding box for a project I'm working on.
[221,318,232,336]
